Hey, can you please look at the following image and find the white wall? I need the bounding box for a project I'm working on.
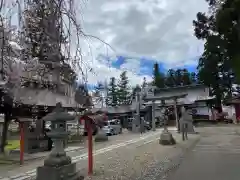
[222,105,235,119]
[195,107,210,115]
[154,87,209,105]
[181,88,209,103]
[151,87,212,116]
[194,101,210,115]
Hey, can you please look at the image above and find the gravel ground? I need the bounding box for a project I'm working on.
[0,129,150,177]
[76,132,200,180]
[0,131,199,180]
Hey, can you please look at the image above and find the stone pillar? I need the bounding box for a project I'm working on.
[132,92,140,133]
[131,114,136,132]
[174,99,179,132]
[136,93,141,133]
[152,100,156,131]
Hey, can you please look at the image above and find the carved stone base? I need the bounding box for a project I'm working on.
[159,131,176,145]
[36,162,84,180]
[94,129,108,142]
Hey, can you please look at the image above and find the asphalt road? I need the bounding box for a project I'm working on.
[168,126,240,180]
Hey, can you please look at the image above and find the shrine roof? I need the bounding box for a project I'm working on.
[91,106,132,114]
[91,104,149,114]
[194,96,215,102]
[225,95,240,105]
[154,84,206,93]
[143,93,188,101]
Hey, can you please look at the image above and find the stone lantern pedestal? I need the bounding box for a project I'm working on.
[36,103,84,180]
[159,113,176,145]
[159,129,176,145]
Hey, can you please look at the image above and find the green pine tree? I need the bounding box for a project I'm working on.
[152,63,165,88]
[182,69,191,85]
[106,77,118,106]
[174,69,183,86]
[117,71,131,105]
[165,69,175,87]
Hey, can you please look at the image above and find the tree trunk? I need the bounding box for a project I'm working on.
[0,112,10,153]
[216,93,223,113]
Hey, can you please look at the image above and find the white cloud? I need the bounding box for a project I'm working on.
[75,0,208,85]
[79,54,151,87]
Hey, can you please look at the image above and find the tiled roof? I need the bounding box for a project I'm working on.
[91,102,149,114]
[143,93,187,101]
[154,84,206,93]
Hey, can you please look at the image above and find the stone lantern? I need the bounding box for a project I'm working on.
[159,107,176,145]
[36,102,83,180]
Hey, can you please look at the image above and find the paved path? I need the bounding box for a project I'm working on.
[167,126,240,180]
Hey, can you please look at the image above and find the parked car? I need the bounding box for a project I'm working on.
[102,119,122,136]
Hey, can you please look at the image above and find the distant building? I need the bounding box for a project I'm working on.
[225,95,240,123]
[143,84,215,120]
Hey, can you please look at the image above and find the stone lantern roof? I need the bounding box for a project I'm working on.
[42,103,75,122]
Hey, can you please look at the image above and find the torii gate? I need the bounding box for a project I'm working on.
[143,93,188,131]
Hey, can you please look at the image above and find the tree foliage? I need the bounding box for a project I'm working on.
[106,77,118,107]
[174,69,182,86]
[152,62,165,88]
[193,0,240,108]
[165,69,175,87]
[117,71,131,105]
[152,63,196,88]
[182,68,191,85]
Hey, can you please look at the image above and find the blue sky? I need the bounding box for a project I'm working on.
[111,56,197,76]
[86,55,198,90]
